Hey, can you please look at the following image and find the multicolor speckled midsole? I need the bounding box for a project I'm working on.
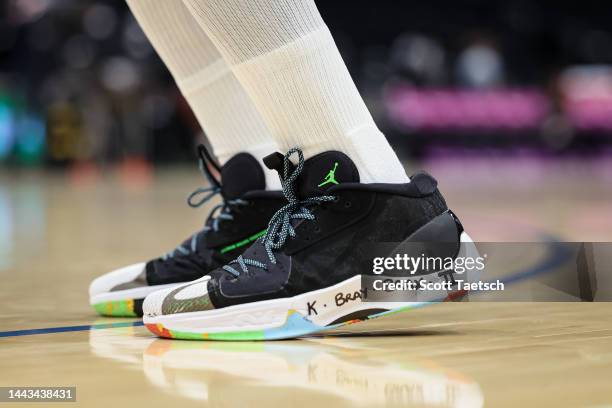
[91,282,180,317]
[92,299,143,317]
[145,304,433,340]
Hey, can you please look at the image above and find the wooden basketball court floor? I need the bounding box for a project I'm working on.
[1,160,611,407]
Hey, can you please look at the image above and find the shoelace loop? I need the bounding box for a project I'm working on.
[163,148,247,260]
[222,148,335,277]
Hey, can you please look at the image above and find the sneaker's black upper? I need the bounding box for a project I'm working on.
[201,149,450,310]
[145,147,285,286]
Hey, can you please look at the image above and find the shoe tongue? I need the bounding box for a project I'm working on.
[296,151,360,198]
[220,153,266,199]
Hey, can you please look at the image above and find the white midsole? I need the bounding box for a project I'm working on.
[145,275,401,333]
[145,232,478,334]
[90,283,180,305]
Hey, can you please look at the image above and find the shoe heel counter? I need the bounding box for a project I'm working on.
[407,210,462,244]
[388,211,464,274]
[393,211,479,280]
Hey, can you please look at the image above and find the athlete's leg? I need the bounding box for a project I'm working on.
[126,0,280,188]
[182,0,409,183]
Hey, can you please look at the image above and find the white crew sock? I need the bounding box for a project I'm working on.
[182,0,409,184]
[126,0,281,189]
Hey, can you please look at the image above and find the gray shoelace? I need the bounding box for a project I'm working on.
[163,155,247,260]
[222,148,335,276]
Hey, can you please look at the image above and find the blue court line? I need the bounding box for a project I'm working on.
[497,238,573,285]
[0,321,144,338]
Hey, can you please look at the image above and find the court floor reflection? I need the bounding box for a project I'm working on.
[90,324,483,407]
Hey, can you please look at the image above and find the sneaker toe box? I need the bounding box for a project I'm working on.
[89,262,147,298]
[143,276,213,318]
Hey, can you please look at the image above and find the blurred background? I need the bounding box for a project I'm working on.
[1,0,612,264]
[2,0,612,168]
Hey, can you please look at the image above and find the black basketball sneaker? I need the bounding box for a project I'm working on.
[143,148,480,339]
[89,145,285,317]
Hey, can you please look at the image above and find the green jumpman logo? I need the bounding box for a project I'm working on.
[318,162,340,187]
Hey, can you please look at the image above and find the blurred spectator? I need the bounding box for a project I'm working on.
[456,37,505,88]
[1,0,612,167]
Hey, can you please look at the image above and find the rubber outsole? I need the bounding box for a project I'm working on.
[145,305,408,341]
